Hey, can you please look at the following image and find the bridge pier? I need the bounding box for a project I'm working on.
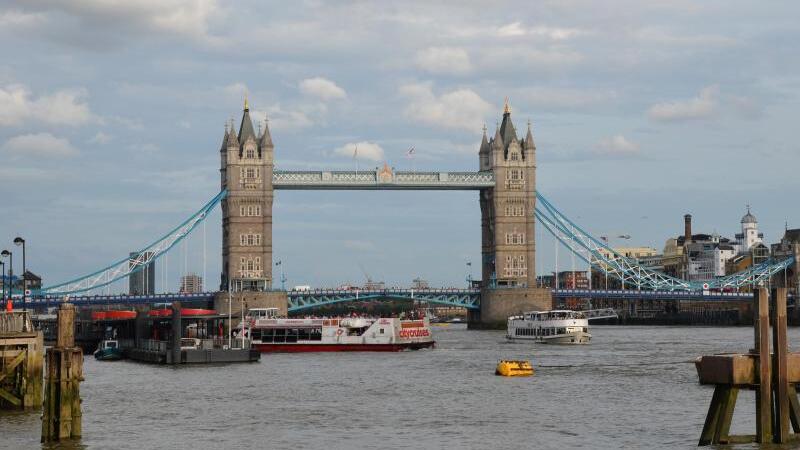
[214,291,287,324]
[469,287,552,329]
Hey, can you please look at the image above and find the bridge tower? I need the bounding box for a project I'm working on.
[474,102,551,328]
[220,100,274,292]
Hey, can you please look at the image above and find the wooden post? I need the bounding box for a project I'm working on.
[772,288,790,442]
[755,288,772,443]
[41,303,83,442]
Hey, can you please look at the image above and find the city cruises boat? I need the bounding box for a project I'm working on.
[93,340,123,361]
[241,308,435,352]
[506,310,591,344]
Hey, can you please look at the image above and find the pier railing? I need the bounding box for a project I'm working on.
[0,311,33,334]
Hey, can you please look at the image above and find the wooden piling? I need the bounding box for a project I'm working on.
[41,303,83,442]
[755,288,772,443]
[772,288,790,442]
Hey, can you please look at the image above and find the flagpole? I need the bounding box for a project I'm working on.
[354,145,359,173]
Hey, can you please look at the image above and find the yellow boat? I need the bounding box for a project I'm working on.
[495,360,534,377]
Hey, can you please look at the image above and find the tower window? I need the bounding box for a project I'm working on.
[246,149,255,158]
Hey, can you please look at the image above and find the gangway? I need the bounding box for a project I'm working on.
[581,308,619,321]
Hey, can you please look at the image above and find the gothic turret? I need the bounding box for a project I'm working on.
[499,99,518,155]
[226,119,239,149]
[238,99,256,156]
[479,125,490,170]
[258,116,273,157]
[523,121,535,160]
[220,123,230,153]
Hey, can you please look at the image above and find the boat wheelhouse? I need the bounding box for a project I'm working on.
[507,310,591,344]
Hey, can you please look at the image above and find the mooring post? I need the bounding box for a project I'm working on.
[772,287,790,442]
[171,302,182,365]
[755,288,772,443]
[41,303,83,442]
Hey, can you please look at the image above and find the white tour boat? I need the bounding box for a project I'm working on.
[506,310,591,344]
[240,308,435,352]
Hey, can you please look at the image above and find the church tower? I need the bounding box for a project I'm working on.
[220,100,274,291]
[480,101,537,288]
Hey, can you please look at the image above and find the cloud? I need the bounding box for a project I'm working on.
[333,141,385,162]
[1,133,79,158]
[0,84,96,126]
[299,77,346,101]
[648,85,719,122]
[593,135,641,158]
[497,22,586,40]
[10,0,222,45]
[399,82,492,132]
[0,10,46,28]
[414,47,472,75]
[518,87,617,110]
[88,131,112,144]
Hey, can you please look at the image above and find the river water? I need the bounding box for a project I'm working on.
[1,325,794,449]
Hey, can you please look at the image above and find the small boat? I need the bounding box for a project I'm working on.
[93,340,123,361]
[496,360,534,377]
[507,310,591,344]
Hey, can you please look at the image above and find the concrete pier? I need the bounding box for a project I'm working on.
[41,303,83,442]
[0,311,43,409]
[469,287,552,329]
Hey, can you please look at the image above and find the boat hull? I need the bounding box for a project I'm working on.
[253,341,435,353]
[93,348,123,361]
[507,330,591,344]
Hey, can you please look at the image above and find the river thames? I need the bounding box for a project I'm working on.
[1,325,790,449]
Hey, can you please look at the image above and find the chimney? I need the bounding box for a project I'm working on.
[684,214,692,244]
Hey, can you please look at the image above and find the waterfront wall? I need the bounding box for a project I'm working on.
[470,287,552,329]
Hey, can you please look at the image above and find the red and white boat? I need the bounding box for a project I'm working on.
[241,308,435,352]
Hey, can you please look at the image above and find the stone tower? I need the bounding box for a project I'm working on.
[479,101,537,288]
[220,100,274,291]
[473,102,551,329]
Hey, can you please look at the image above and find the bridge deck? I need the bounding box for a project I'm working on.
[273,170,495,190]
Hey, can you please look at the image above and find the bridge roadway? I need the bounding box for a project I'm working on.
[272,170,495,190]
[14,287,782,309]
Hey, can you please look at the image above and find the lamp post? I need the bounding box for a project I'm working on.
[1,250,11,307]
[0,261,5,307]
[14,237,25,312]
[599,234,631,290]
[466,261,472,288]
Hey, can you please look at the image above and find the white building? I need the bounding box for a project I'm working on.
[734,207,764,254]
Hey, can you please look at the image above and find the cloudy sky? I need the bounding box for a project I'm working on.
[0,1,798,291]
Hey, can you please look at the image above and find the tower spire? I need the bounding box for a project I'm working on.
[244,94,249,112]
[503,97,510,114]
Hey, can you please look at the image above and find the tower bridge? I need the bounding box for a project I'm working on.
[26,100,798,329]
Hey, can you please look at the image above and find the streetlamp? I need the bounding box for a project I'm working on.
[14,237,25,312]
[599,234,631,290]
[1,250,11,306]
[0,261,5,308]
[465,261,472,288]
